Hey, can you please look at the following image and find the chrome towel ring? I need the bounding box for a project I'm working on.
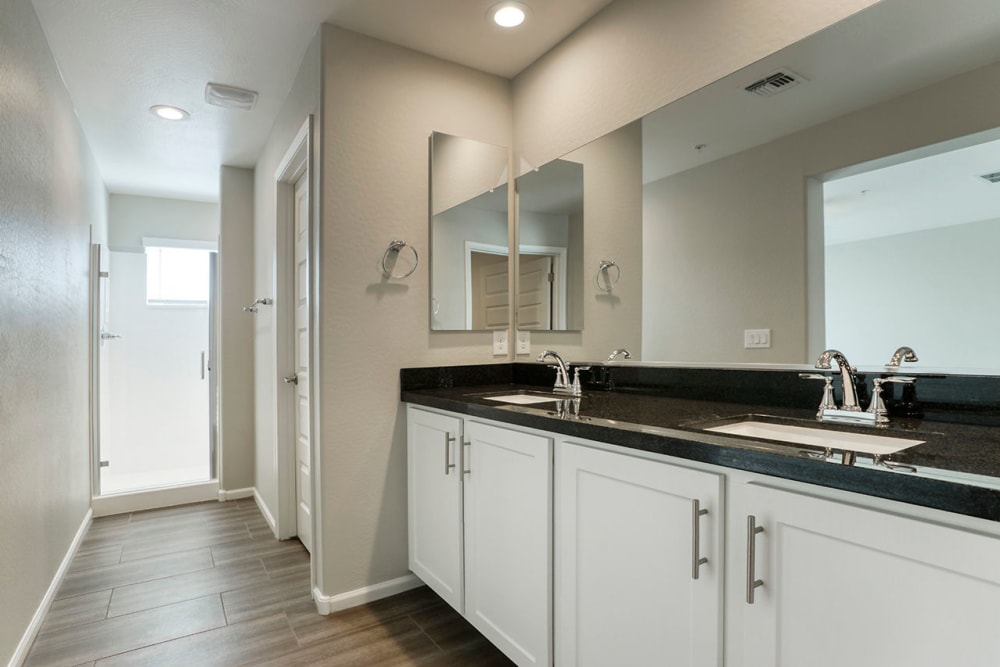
[595,259,621,292]
[381,240,419,279]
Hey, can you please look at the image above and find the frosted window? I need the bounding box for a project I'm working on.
[145,247,210,305]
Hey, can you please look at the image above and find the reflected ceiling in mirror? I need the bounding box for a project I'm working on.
[516,159,584,331]
[429,132,509,331]
[630,0,1000,371]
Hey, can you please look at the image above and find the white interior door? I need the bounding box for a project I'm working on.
[517,254,553,330]
[470,251,509,330]
[293,171,313,553]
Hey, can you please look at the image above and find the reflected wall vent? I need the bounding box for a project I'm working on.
[744,70,805,97]
[978,171,1000,184]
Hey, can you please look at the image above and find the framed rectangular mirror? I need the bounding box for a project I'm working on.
[429,132,510,331]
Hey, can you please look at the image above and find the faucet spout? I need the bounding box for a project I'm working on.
[607,348,632,361]
[815,349,861,411]
[886,346,918,368]
[537,350,572,393]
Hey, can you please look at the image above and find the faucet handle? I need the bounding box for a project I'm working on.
[800,373,836,417]
[571,366,591,395]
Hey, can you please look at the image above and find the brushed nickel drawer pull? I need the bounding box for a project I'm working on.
[747,515,765,604]
[692,499,709,580]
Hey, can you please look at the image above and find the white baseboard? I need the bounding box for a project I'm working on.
[253,488,278,538]
[217,487,255,502]
[92,480,220,517]
[9,508,93,667]
[312,574,423,615]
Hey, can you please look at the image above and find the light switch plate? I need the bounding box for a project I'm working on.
[744,328,771,349]
[493,330,509,356]
[516,330,531,355]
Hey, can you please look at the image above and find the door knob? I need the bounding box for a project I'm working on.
[283,374,299,385]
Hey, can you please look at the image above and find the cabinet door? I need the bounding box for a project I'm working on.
[464,420,552,667]
[407,407,464,611]
[741,483,1000,667]
[556,441,724,667]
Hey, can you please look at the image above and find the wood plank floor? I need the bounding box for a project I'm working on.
[24,499,513,666]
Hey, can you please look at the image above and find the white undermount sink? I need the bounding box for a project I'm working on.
[705,420,924,456]
[482,393,565,405]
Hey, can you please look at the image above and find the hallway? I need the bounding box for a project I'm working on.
[24,500,512,666]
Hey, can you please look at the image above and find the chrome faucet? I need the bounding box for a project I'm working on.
[815,349,861,411]
[537,350,574,395]
[607,348,632,361]
[886,346,918,368]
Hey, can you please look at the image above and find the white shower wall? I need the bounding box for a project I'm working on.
[102,250,210,493]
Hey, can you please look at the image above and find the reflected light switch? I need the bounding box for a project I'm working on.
[744,328,771,349]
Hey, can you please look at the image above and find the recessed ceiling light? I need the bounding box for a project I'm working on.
[149,105,189,121]
[490,2,528,28]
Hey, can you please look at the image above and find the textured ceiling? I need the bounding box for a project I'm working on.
[30,0,615,202]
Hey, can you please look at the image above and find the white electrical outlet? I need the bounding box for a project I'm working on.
[516,330,531,354]
[493,329,509,356]
[744,328,771,349]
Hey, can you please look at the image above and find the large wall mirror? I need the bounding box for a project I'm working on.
[429,132,509,331]
[540,0,1000,372]
[515,159,584,330]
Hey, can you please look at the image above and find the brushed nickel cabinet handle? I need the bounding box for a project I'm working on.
[747,515,765,604]
[444,433,456,475]
[462,440,471,476]
[692,499,709,580]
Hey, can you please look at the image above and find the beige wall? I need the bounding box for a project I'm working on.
[0,0,108,662]
[219,166,256,491]
[642,59,1000,365]
[108,194,218,252]
[318,25,511,595]
[511,0,880,171]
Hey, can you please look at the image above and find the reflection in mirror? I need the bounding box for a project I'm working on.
[515,159,584,330]
[429,132,509,331]
[824,132,1000,368]
[631,0,1000,371]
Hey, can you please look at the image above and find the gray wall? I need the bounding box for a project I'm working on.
[219,166,256,491]
[108,194,218,252]
[0,0,108,662]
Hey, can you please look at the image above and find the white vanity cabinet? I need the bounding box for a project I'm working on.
[407,407,465,611]
[734,483,1000,667]
[406,406,553,667]
[555,440,725,667]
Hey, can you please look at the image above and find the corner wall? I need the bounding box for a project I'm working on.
[0,0,108,662]
[318,25,512,595]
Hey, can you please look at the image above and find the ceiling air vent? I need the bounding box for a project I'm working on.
[205,82,258,111]
[978,171,1000,184]
[744,70,805,97]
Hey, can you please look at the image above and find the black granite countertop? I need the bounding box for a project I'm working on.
[401,364,1000,522]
